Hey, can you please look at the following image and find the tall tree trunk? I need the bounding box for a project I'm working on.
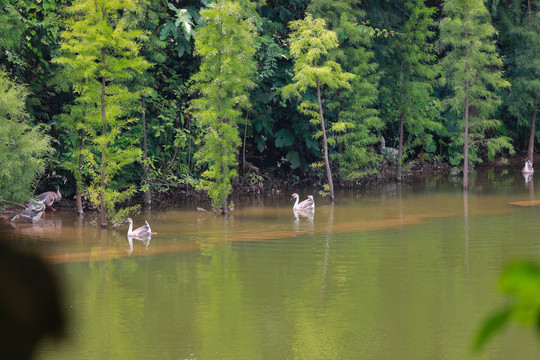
[218,21,228,216]
[397,65,410,182]
[221,161,228,216]
[317,79,334,203]
[142,96,151,209]
[100,48,107,228]
[526,0,535,162]
[76,124,85,216]
[463,26,470,190]
[242,116,248,185]
[527,96,538,165]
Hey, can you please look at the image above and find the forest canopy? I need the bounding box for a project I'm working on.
[0,0,538,216]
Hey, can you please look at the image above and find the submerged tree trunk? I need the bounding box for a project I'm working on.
[317,79,334,203]
[76,124,85,216]
[142,96,151,209]
[100,48,107,229]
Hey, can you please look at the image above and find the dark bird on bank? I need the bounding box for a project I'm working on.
[36,185,62,211]
[290,193,315,211]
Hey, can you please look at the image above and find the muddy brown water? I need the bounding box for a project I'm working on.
[2,169,540,359]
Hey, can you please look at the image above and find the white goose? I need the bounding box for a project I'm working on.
[522,159,534,174]
[291,193,315,211]
[126,218,157,237]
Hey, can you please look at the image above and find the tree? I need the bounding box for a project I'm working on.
[0,70,53,207]
[496,0,539,164]
[190,0,257,214]
[382,0,442,181]
[55,0,151,227]
[282,13,353,202]
[0,0,70,125]
[125,0,169,209]
[439,0,512,189]
[0,0,24,50]
[307,0,382,182]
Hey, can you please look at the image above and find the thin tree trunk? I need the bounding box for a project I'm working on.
[397,65,410,182]
[526,1,535,163]
[218,19,228,216]
[463,25,469,190]
[142,96,151,209]
[76,124,85,216]
[317,79,334,203]
[242,116,248,185]
[527,99,537,164]
[100,48,107,228]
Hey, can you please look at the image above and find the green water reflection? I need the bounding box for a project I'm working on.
[3,170,540,359]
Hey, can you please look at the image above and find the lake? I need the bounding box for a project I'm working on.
[2,168,540,359]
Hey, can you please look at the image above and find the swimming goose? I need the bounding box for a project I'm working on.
[126,218,157,237]
[522,159,534,174]
[291,193,315,211]
[36,185,62,211]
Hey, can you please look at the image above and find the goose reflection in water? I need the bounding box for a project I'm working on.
[126,235,152,255]
[293,209,314,232]
[523,172,533,185]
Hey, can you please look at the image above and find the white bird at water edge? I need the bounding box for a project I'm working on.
[522,159,534,174]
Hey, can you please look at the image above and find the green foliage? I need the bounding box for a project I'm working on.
[282,13,353,198]
[0,0,25,50]
[3,0,540,207]
[496,0,540,151]
[0,0,70,123]
[307,0,382,180]
[378,0,443,169]
[282,14,353,101]
[0,70,53,207]
[475,262,540,350]
[439,0,513,168]
[159,2,198,57]
[190,0,257,211]
[54,0,151,224]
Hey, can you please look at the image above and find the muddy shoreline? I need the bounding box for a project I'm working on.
[0,155,532,221]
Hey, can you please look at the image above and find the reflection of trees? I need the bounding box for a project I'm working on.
[523,172,534,202]
[320,204,333,296]
[464,190,469,280]
[41,188,540,360]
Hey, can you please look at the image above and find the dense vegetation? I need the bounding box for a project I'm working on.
[0,0,538,219]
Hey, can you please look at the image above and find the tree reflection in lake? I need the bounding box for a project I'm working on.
[2,168,540,360]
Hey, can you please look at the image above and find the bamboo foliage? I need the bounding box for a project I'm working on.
[190,0,257,214]
[282,13,353,201]
[55,0,150,226]
[439,0,513,188]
